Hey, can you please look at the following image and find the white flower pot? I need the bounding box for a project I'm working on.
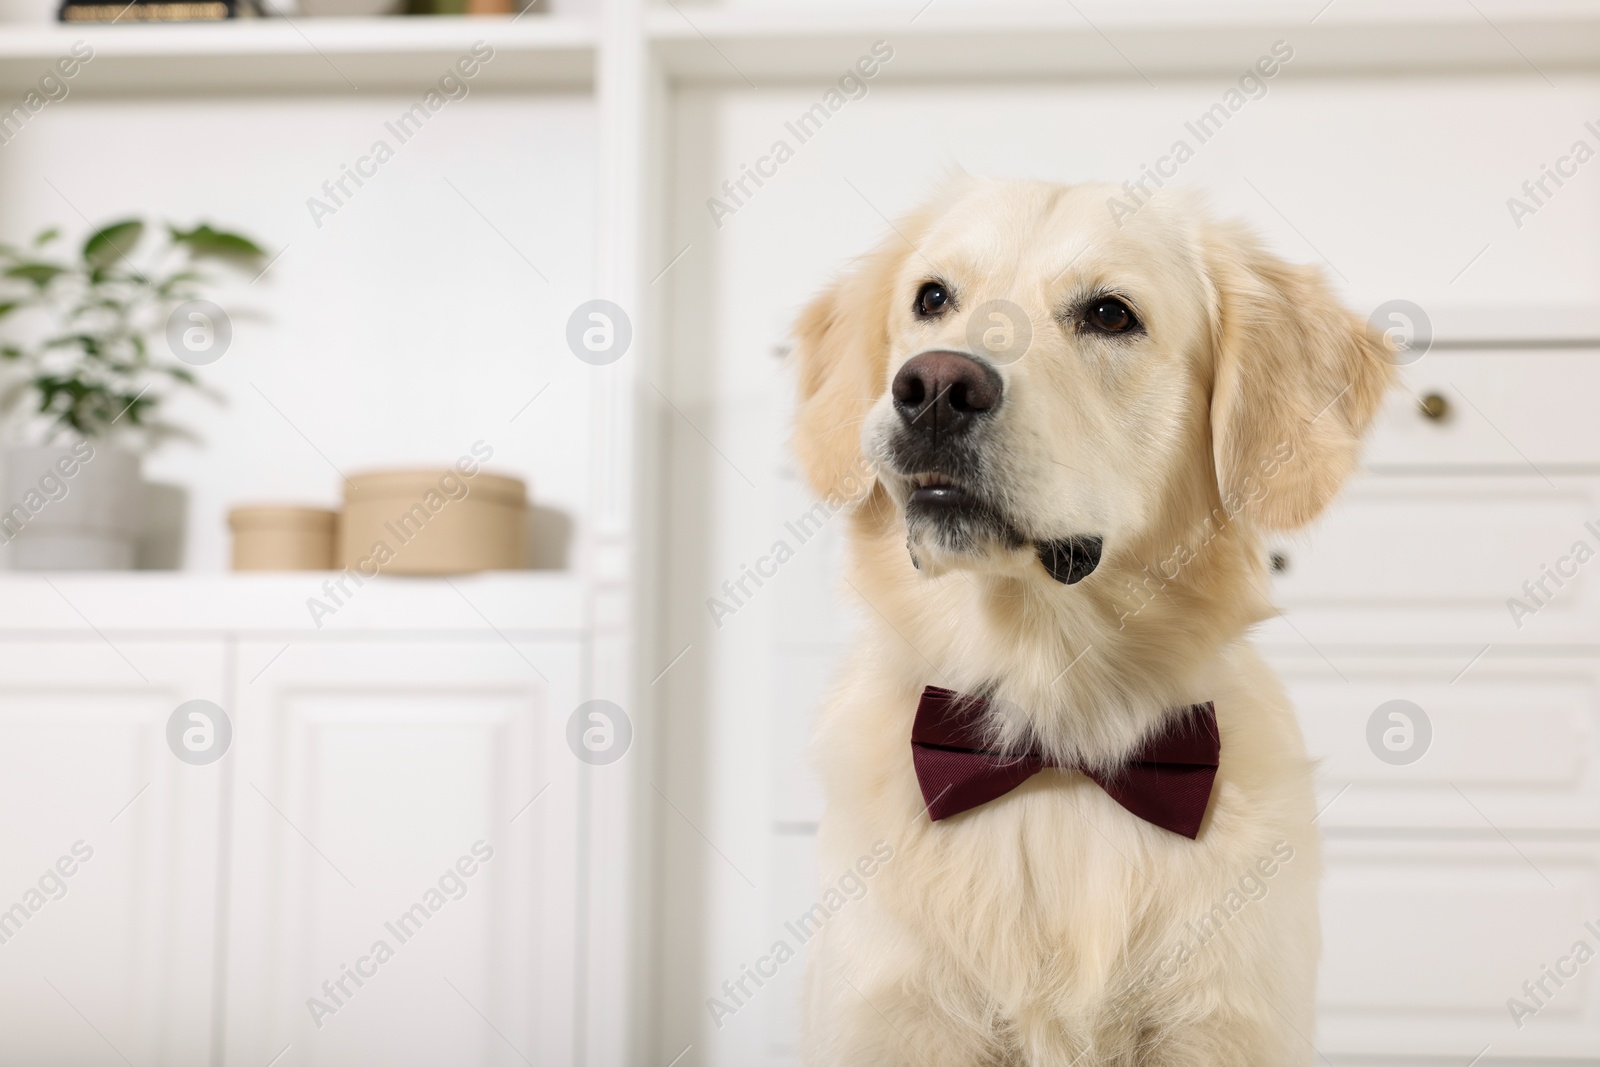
[0,0,60,22]
[2,443,143,570]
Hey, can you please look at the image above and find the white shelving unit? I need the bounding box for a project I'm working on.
[13,0,1600,96]
[4,2,1600,1065]
[0,15,596,91]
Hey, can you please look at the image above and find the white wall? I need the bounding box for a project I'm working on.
[0,90,599,571]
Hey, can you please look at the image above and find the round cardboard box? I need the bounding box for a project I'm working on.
[339,468,526,575]
[228,506,337,571]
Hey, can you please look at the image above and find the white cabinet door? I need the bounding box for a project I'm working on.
[0,638,227,1067]
[220,637,582,1067]
[1319,837,1600,1059]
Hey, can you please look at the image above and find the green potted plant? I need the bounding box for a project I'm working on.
[0,219,264,570]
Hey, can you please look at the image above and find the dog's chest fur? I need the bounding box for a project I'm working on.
[809,638,1320,1057]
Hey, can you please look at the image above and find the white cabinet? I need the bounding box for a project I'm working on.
[221,638,581,1067]
[1318,838,1600,1059]
[0,576,592,1067]
[1252,351,1600,1061]
[0,640,227,1067]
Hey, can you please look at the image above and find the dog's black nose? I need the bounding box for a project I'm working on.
[892,351,1001,436]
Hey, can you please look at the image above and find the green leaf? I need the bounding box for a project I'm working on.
[156,269,204,295]
[0,302,18,318]
[115,394,149,426]
[33,227,60,248]
[83,219,144,269]
[5,262,65,287]
[168,223,267,265]
[43,333,98,352]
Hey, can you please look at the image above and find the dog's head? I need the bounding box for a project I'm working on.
[793,177,1392,601]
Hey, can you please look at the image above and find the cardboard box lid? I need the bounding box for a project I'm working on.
[228,506,338,531]
[342,468,527,507]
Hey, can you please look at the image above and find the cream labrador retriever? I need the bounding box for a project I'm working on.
[790,177,1393,1065]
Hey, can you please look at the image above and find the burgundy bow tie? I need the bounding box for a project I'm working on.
[911,686,1221,838]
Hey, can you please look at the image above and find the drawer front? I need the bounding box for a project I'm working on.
[1267,652,1600,831]
[1319,838,1600,1060]
[1367,350,1600,469]
[1260,474,1600,645]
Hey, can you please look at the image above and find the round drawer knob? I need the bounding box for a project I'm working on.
[1418,392,1450,421]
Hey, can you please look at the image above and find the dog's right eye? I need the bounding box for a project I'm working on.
[914,281,950,319]
[1085,297,1140,335]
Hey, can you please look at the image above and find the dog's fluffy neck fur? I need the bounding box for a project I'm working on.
[846,477,1271,769]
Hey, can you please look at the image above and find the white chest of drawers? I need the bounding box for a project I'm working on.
[1255,345,1600,1059]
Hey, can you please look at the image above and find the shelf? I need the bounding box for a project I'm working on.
[645,0,1600,83]
[9,1,1600,97]
[0,571,587,634]
[0,15,596,95]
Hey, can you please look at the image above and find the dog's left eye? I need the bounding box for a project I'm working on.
[1084,297,1140,335]
[914,281,951,319]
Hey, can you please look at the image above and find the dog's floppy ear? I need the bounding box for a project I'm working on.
[1205,223,1395,530]
[790,238,910,501]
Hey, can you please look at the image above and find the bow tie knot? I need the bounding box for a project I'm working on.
[911,686,1220,838]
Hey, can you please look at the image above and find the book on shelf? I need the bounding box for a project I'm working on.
[58,0,262,20]
[55,0,532,16]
